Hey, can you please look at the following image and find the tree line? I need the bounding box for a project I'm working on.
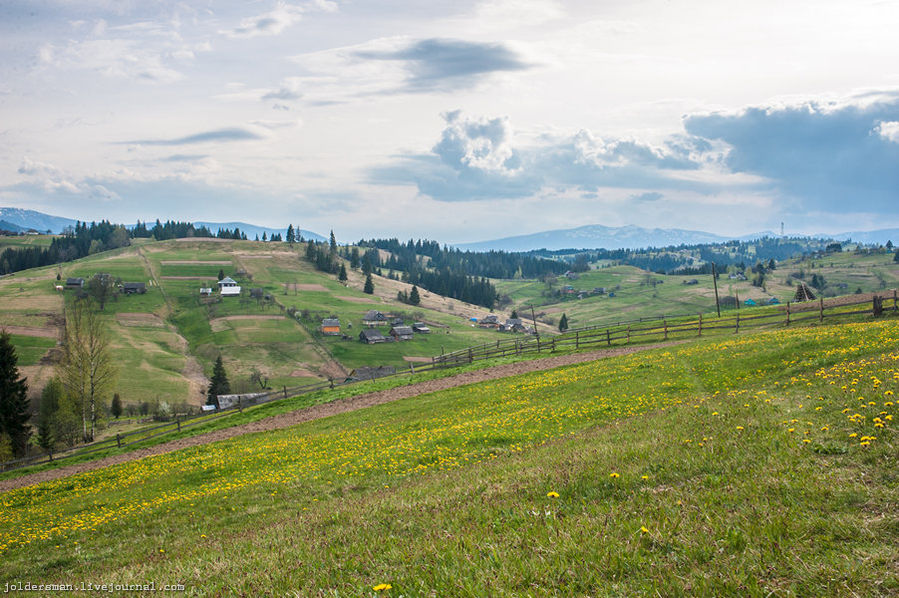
[0,220,130,275]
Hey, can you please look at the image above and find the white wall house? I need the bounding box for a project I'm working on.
[217,276,241,297]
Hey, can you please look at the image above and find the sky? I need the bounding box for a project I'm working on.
[1,0,898,243]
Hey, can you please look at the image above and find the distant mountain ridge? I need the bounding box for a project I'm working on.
[457,224,899,252]
[0,208,325,241]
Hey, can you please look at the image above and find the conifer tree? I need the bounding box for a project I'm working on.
[409,285,420,306]
[559,313,569,332]
[338,263,348,283]
[207,356,230,408]
[111,393,122,419]
[286,224,295,245]
[0,331,31,457]
[363,273,374,295]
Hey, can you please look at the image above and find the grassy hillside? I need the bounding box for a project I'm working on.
[1,317,895,595]
[496,251,899,329]
[0,239,516,408]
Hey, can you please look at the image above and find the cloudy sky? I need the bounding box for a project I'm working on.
[1,0,898,243]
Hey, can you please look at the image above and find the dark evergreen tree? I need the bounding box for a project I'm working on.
[350,247,360,269]
[511,309,518,319]
[338,263,348,283]
[207,356,230,408]
[111,393,122,419]
[409,285,420,306]
[286,224,296,245]
[559,313,569,332]
[262,232,268,242]
[0,331,31,457]
[363,273,374,295]
[218,269,225,281]
[329,230,338,255]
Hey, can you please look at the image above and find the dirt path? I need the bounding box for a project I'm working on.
[0,341,684,493]
[0,325,59,338]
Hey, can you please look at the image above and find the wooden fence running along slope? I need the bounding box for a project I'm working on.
[3,291,896,473]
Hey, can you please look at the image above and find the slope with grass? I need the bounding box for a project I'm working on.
[496,251,899,329]
[0,238,522,408]
[1,317,895,595]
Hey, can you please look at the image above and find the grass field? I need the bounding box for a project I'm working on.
[496,252,899,329]
[1,317,895,595]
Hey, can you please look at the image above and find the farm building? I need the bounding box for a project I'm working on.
[217,276,241,297]
[362,310,389,326]
[65,277,84,290]
[390,325,414,341]
[501,318,528,333]
[478,314,500,329]
[359,328,388,344]
[122,282,146,295]
[199,287,212,296]
[412,322,431,334]
[321,318,341,335]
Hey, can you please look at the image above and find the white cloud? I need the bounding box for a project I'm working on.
[876,120,899,143]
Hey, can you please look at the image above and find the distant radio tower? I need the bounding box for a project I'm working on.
[780,222,784,236]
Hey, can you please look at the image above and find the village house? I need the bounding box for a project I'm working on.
[321,318,341,336]
[122,282,147,295]
[412,322,431,334]
[477,314,500,329]
[362,310,389,326]
[390,325,414,341]
[359,328,388,344]
[217,276,241,297]
[65,277,84,290]
[500,318,529,333]
[199,287,212,296]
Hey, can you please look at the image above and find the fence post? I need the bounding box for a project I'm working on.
[329,377,335,389]
[238,396,243,413]
[116,433,121,448]
[410,363,415,375]
[873,295,883,317]
[894,289,898,312]
[468,348,474,363]
[698,313,702,337]
[516,340,521,355]
[283,386,287,398]
[663,319,668,340]
[606,328,611,346]
[575,330,580,350]
[786,302,791,326]
[551,338,556,352]
[176,416,181,432]
[735,313,740,334]
[627,325,631,344]
[819,297,824,321]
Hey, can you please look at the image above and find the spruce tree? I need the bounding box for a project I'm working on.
[207,356,231,408]
[0,331,31,457]
[363,273,374,295]
[111,393,122,419]
[338,263,348,283]
[409,285,420,306]
[286,224,295,245]
[559,313,569,332]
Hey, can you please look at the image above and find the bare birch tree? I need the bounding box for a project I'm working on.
[61,298,117,442]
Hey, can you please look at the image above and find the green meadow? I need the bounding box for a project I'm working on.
[1,317,895,596]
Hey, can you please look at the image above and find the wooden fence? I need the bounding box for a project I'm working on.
[3,290,896,473]
[431,291,899,368]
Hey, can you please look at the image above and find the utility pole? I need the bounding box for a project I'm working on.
[712,262,721,318]
[530,304,539,341]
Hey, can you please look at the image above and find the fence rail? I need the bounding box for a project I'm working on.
[3,290,897,473]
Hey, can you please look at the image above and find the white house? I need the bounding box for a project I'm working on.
[217,276,241,297]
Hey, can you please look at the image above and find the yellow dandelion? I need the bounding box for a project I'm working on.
[546,491,559,498]
[736,426,744,431]
[373,584,392,591]
[609,472,620,479]
[640,526,649,533]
